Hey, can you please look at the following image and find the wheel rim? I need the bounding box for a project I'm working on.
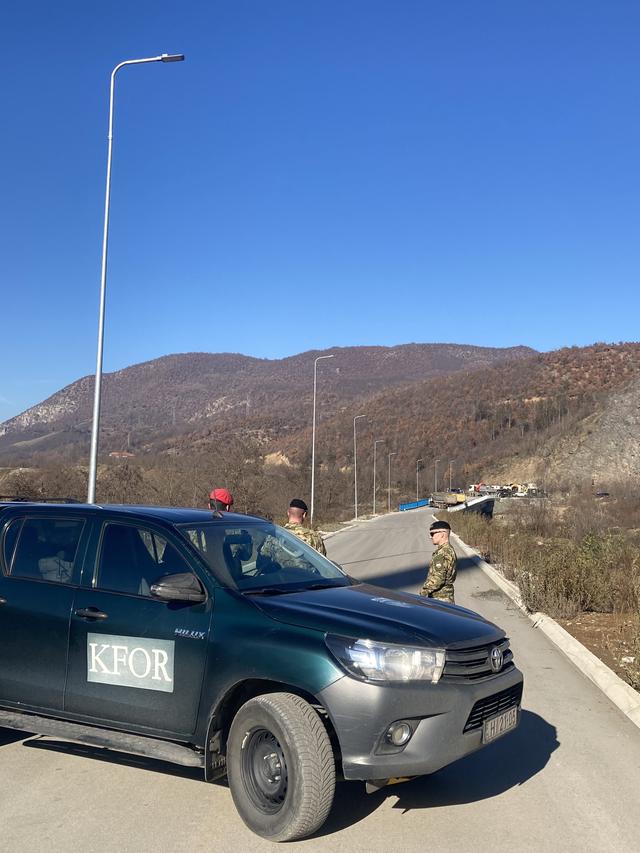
[241,727,289,814]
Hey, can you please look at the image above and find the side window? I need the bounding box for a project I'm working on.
[97,524,190,597]
[10,517,84,584]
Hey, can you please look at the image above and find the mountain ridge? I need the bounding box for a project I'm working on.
[0,343,536,460]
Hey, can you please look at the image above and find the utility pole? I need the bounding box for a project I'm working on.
[310,354,334,523]
[353,414,366,519]
[373,439,384,515]
[388,452,397,513]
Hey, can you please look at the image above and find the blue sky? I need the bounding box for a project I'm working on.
[2,1,639,422]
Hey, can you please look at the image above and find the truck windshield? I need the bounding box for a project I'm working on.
[177,521,351,592]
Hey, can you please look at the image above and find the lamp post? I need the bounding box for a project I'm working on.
[449,459,455,491]
[388,452,397,513]
[310,354,334,523]
[434,458,440,494]
[416,458,423,501]
[373,439,384,515]
[87,53,185,504]
[353,414,366,519]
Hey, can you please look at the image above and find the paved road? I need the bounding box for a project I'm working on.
[3,509,640,852]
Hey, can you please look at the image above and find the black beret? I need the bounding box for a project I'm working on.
[430,520,451,532]
[289,498,309,512]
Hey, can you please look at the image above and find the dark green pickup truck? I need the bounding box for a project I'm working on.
[0,502,523,841]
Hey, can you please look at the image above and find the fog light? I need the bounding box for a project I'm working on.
[386,721,413,746]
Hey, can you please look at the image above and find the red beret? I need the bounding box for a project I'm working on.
[209,488,234,506]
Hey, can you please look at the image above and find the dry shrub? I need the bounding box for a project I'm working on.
[447,502,640,619]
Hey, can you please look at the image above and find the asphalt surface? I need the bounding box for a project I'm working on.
[2,508,640,852]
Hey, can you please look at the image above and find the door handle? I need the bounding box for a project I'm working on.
[0,596,6,605]
[75,607,108,620]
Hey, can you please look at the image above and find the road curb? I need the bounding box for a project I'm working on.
[453,535,640,730]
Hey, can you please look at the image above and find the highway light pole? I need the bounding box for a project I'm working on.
[449,459,455,491]
[373,439,384,515]
[87,53,185,504]
[416,458,423,501]
[310,354,334,523]
[353,414,366,519]
[434,458,440,494]
[387,451,397,513]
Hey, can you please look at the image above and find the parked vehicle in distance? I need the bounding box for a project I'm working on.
[0,502,523,842]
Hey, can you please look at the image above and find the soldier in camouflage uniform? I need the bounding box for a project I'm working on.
[420,519,457,603]
[256,498,326,572]
[282,498,326,555]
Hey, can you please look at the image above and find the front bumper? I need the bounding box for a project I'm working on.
[317,666,524,780]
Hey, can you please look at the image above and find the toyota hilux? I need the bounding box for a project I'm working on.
[0,502,523,841]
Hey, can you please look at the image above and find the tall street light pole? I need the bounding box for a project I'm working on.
[373,439,384,515]
[87,53,185,504]
[434,458,440,494]
[310,354,334,523]
[416,458,423,501]
[387,451,397,513]
[449,459,455,491]
[353,414,366,519]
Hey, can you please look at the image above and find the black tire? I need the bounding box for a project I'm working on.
[226,692,335,842]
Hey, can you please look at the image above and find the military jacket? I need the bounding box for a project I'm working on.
[421,542,457,603]
[283,522,327,556]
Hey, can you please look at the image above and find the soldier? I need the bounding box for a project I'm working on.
[208,488,234,512]
[256,498,326,573]
[282,498,326,555]
[420,519,457,603]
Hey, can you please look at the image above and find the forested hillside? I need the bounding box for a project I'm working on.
[2,342,639,521]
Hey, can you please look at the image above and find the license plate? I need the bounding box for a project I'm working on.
[482,706,518,743]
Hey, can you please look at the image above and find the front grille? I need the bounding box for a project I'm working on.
[463,683,523,733]
[442,638,514,681]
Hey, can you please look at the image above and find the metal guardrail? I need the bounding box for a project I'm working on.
[398,499,431,512]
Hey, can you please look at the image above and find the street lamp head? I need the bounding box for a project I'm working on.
[161,53,185,62]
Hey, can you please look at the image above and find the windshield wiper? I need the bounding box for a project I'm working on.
[243,581,348,596]
[242,587,290,596]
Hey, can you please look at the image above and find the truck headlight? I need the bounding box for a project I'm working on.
[325,635,446,684]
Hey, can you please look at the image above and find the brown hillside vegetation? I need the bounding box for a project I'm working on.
[0,343,534,463]
[2,342,640,521]
[273,342,640,492]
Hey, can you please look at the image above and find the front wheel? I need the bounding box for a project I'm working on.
[226,692,335,841]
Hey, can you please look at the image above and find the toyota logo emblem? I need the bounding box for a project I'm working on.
[490,647,503,672]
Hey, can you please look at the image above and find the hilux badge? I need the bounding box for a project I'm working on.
[174,628,206,640]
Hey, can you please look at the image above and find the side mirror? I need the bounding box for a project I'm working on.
[150,572,206,603]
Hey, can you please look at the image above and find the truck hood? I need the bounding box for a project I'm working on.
[251,582,504,647]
